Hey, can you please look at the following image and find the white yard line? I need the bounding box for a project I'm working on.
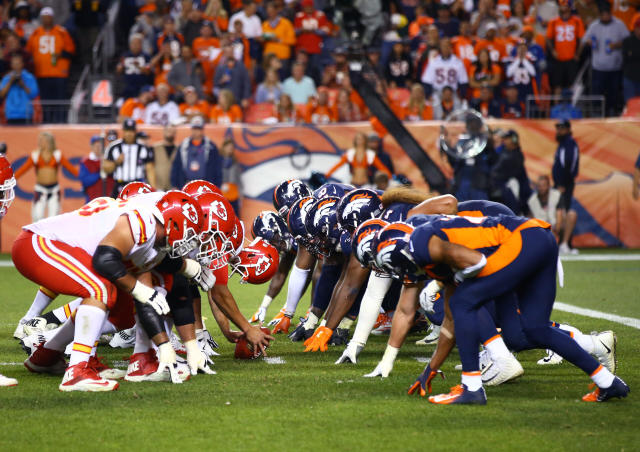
[560,254,640,261]
[0,261,14,267]
[553,302,640,330]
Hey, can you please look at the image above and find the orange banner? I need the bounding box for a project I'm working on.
[2,118,639,252]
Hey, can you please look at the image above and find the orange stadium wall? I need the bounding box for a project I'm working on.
[1,118,639,253]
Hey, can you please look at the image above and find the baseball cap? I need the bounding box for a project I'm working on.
[90,135,103,145]
[140,85,154,95]
[191,116,204,129]
[555,119,571,128]
[301,0,314,7]
[40,7,54,16]
[485,22,498,31]
[15,1,29,9]
[123,118,137,131]
[521,25,534,34]
[106,129,118,142]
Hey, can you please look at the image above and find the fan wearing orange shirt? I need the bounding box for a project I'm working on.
[156,16,185,58]
[14,132,78,222]
[401,83,434,120]
[262,2,296,61]
[149,40,176,89]
[118,85,154,123]
[203,0,230,33]
[546,0,585,94]
[25,7,75,123]
[325,132,392,187]
[180,85,210,121]
[409,6,435,37]
[469,48,502,98]
[209,89,243,124]
[305,88,337,124]
[193,22,223,95]
[474,23,506,62]
[453,20,478,72]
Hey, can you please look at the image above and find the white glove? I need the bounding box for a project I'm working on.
[363,360,393,378]
[252,306,268,324]
[132,281,169,315]
[335,340,364,364]
[196,267,216,291]
[419,280,440,316]
[185,340,216,375]
[156,342,182,384]
[196,329,219,360]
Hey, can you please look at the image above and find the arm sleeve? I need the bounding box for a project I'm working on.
[372,156,392,177]
[60,155,79,177]
[13,157,34,179]
[284,264,311,315]
[325,154,348,178]
[78,162,100,188]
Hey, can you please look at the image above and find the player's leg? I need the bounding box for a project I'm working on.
[31,186,47,222]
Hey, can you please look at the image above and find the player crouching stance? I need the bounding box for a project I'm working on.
[13,191,206,391]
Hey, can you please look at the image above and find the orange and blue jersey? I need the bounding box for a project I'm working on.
[380,202,413,222]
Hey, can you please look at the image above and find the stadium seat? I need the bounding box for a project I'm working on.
[622,97,640,118]
[387,88,411,107]
[245,102,277,124]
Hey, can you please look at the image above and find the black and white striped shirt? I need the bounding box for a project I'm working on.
[105,139,154,183]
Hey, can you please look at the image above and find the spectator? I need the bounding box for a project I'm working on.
[71,0,105,66]
[435,4,460,38]
[219,138,242,214]
[1,31,34,75]
[305,88,337,124]
[335,88,362,122]
[203,0,229,35]
[180,85,210,122]
[168,45,204,99]
[471,0,500,38]
[354,0,384,46]
[528,174,565,235]
[9,1,38,40]
[516,25,547,73]
[14,131,78,221]
[103,119,156,196]
[255,68,283,103]
[491,129,532,214]
[385,40,413,88]
[415,25,441,81]
[622,17,640,104]
[421,38,469,99]
[143,83,180,125]
[255,52,283,85]
[432,85,467,120]
[528,0,559,32]
[276,93,299,123]
[209,89,243,124]
[325,132,392,187]
[452,20,478,72]
[128,11,156,56]
[229,19,252,69]
[25,7,75,123]
[214,44,251,107]
[367,133,394,177]
[471,84,502,118]
[500,82,526,118]
[262,1,296,71]
[374,171,390,191]
[171,116,222,188]
[282,61,316,104]
[118,85,154,123]
[403,83,434,120]
[295,49,322,86]
[550,89,584,119]
[192,22,223,97]
[294,0,331,77]
[613,0,638,30]
[546,1,585,96]
[576,0,600,27]
[150,40,177,88]
[182,5,205,46]
[552,119,579,254]
[0,53,38,124]
[229,1,263,39]
[505,41,538,102]
[153,125,177,190]
[78,136,107,202]
[579,2,630,116]
[408,5,435,38]
[509,0,528,30]
[157,16,185,58]
[469,48,502,99]
[116,33,152,99]
[474,22,507,63]
[633,151,640,200]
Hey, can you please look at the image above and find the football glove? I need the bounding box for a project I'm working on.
[335,340,364,364]
[364,360,393,378]
[185,340,216,375]
[267,307,287,327]
[156,342,182,384]
[303,326,333,352]
[271,314,292,334]
[131,282,169,315]
[249,306,268,324]
[419,280,440,316]
[407,365,445,397]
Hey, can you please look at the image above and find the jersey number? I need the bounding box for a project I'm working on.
[38,36,56,54]
[435,68,459,85]
[77,198,125,216]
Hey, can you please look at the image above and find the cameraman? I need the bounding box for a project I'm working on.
[0,53,39,125]
[490,129,532,215]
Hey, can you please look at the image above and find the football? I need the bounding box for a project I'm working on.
[234,327,271,360]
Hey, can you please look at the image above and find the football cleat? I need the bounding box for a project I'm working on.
[0,374,18,387]
[537,349,563,365]
[170,332,187,356]
[582,377,630,402]
[98,333,114,345]
[22,317,51,336]
[124,351,190,383]
[24,343,67,375]
[482,353,524,386]
[591,330,617,374]
[373,312,388,330]
[371,313,393,335]
[328,328,349,346]
[59,362,119,392]
[109,327,136,349]
[288,320,313,342]
[429,384,487,405]
[416,324,441,346]
[88,355,126,380]
[13,318,29,340]
[20,333,47,356]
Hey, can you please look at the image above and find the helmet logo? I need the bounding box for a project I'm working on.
[344,197,373,219]
[254,255,270,276]
[211,200,228,220]
[182,203,199,223]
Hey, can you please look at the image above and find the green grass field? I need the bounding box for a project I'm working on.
[0,253,638,451]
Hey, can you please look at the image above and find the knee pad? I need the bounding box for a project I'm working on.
[167,274,195,327]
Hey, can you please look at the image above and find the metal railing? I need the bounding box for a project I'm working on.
[526,95,605,119]
[91,1,120,74]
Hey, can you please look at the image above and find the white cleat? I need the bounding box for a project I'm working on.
[591,330,617,374]
[537,349,563,365]
[0,374,18,387]
[415,324,441,345]
[482,353,524,386]
[109,327,136,349]
[88,356,127,380]
[125,351,190,383]
[20,333,47,356]
[59,363,119,392]
[371,315,393,336]
[22,317,50,336]
[13,318,29,340]
[170,332,187,355]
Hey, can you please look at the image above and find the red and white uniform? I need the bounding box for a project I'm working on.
[294,10,330,54]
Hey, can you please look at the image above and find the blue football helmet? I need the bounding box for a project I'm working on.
[252,210,294,253]
[373,222,418,279]
[313,182,354,200]
[287,196,315,249]
[336,188,384,232]
[273,179,313,218]
[304,196,341,257]
[353,218,389,269]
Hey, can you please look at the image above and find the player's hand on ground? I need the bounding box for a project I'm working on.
[270,315,291,334]
[266,307,286,327]
[185,340,216,375]
[244,326,275,357]
[335,341,364,364]
[407,365,444,397]
[157,342,182,384]
[249,306,267,324]
[364,360,393,378]
[304,326,332,352]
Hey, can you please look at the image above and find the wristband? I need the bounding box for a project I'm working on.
[181,258,201,279]
[260,295,273,309]
[131,281,155,301]
[380,344,400,367]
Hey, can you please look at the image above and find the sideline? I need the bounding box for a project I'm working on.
[553,302,640,330]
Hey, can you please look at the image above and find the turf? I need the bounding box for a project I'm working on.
[0,255,638,452]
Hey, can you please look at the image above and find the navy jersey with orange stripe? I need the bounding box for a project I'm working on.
[409,214,551,277]
[380,202,413,222]
[457,200,514,217]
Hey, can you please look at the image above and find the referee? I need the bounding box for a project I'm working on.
[102,119,156,197]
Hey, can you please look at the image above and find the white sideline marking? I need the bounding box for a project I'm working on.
[0,261,14,267]
[554,302,640,330]
[560,254,640,261]
[414,357,431,363]
[0,362,22,366]
[263,356,286,364]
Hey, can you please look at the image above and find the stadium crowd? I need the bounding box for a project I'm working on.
[1,0,639,125]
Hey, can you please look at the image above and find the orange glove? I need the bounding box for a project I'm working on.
[304,326,333,352]
[271,315,291,334]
